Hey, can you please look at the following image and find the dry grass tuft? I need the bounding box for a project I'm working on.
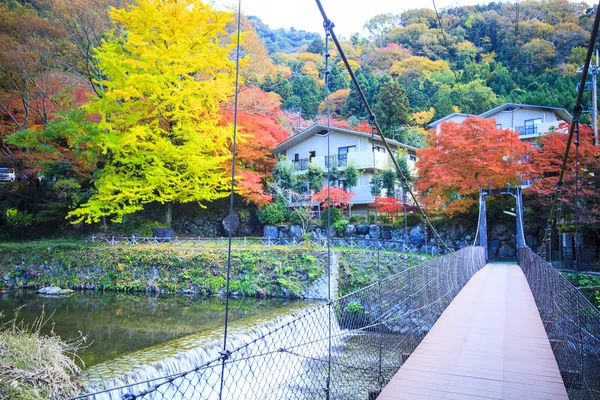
[0,308,84,400]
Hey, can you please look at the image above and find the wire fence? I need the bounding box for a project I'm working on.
[518,247,600,399]
[89,235,453,255]
[71,246,486,400]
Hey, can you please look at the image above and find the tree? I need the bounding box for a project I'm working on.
[380,168,397,197]
[372,79,411,137]
[344,163,359,190]
[312,185,354,209]
[363,13,401,47]
[415,117,531,215]
[220,87,289,207]
[527,123,600,240]
[68,0,237,224]
[307,37,325,54]
[370,196,404,214]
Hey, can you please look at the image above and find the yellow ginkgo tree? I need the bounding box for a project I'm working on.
[69,0,238,225]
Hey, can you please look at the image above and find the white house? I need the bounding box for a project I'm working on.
[430,103,573,139]
[272,124,418,209]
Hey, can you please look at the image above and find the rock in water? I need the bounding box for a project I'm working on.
[37,287,74,296]
[222,213,240,236]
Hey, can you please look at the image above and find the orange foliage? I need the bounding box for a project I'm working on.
[527,123,600,225]
[415,117,531,215]
[370,196,403,214]
[220,87,290,207]
[312,185,355,209]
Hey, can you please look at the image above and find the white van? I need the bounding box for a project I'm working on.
[0,168,15,182]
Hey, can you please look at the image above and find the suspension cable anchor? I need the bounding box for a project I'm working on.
[323,19,334,32]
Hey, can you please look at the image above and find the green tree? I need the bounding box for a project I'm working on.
[291,75,321,118]
[372,79,412,137]
[68,0,237,225]
[307,163,325,192]
[344,163,358,190]
[307,37,325,54]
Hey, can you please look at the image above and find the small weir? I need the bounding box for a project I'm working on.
[82,303,336,400]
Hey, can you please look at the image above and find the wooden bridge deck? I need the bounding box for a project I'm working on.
[378,263,568,400]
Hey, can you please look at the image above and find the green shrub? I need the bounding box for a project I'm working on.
[257,202,287,225]
[378,215,392,224]
[333,219,349,235]
[111,215,165,236]
[6,208,34,226]
[320,207,342,225]
[348,214,365,224]
[405,213,423,227]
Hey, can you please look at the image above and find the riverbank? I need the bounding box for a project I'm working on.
[0,242,327,298]
[0,241,427,298]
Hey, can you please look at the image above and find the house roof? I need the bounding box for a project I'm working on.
[272,123,419,154]
[429,112,475,128]
[478,103,573,124]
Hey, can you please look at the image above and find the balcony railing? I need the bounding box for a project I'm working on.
[293,158,309,171]
[515,125,538,136]
[324,155,347,168]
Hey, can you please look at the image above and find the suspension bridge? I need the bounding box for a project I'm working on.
[66,0,600,398]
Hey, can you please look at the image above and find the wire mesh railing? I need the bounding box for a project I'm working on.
[71,246,486,400]
[518,247,600,399]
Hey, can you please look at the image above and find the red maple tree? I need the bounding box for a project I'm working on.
[527,123,600,238]
[312,185,355,209]
[220,87,290,207]
[415,117,531,215]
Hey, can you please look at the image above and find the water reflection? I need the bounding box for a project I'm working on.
[0,290,303,368]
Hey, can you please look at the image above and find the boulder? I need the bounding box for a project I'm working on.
[448,224,469,241]
[290,225,303,238]
[345,224,357,235]
[263,225,278,239]
[37,286,74,296]
[489,239,501,258]
[491,224,509,240]
[356,224,370,235]
[410,226,425,244]
[380,224,393,231]
[278,225,290,232]
[221,213,240,236]
[499,228,515,241]
[498,245,516,259]
[381,230,392,240]
[152,228,175,239]
[369,224,381,239]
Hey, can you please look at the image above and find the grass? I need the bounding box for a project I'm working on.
[0,309,84,400]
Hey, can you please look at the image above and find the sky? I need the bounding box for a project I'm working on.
[210,0,497,38]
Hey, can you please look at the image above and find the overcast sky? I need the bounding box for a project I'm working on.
[210,0,504,38]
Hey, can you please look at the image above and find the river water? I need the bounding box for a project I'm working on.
[0,290,309,369]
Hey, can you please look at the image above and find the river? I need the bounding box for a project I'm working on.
[0,290,310,369]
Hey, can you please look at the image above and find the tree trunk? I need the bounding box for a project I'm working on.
[165,203,173,227]
[165,203,173,228]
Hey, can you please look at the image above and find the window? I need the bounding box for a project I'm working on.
[337,146,355,166]
[496,123,502,129]
[409,155,417,161]
[294,153,299,162]
[374,146,386,153]
[523,118,542,135]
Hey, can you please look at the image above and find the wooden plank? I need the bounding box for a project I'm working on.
[379,263,568,400]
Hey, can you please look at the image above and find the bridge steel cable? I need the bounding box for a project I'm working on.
[538,0,600,257]
[219,0,243,398]
[314,0,452,253]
